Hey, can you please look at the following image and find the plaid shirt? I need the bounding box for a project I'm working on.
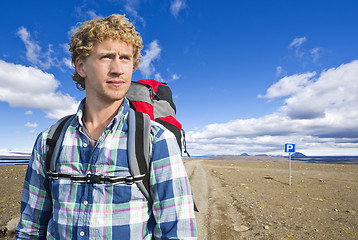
[16,98,197,239]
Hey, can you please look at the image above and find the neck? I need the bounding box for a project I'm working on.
[83,97,124,140]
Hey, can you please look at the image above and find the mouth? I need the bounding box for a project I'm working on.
[106,80,125,87]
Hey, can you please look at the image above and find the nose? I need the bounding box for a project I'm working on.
[109,58,124,75]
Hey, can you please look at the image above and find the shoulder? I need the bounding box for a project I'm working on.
[34,115,78,155]
[33,128,50,153]
[149,120,182,160]
[150,120,176,143]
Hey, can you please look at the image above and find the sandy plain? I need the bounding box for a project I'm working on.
[1,157,358,239]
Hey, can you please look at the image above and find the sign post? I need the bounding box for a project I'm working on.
[285,144,295,186]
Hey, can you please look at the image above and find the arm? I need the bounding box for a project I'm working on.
[150,127,198,239]
[16,133,53,239]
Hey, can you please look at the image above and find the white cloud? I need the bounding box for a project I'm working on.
[187,60,358,156]
[152,73,181,83]
[138,41,180,82]
[282,60,358,120]
[288,37,323,64]
[87,10,102,19]
[172,73,180,81]
[67,25,78,38]
[259,72,316,99]
[17,27,58,70]
[17,27,73,71]
[25,122,38,128]
[123,1,146,27]
[63,57,73,69]
[289,37,307,49]
[74,8,103,21]
[310,47,321,62]
[139,40,161,78]
[154,73,165,82]
[0,148,31,156]
[25,110,33,115]
[0,60,79,119]
[17,27,41,64]
[60,43,73,70]
[275,66,287,77]
[289,36,307,58]
[170,0,187,17]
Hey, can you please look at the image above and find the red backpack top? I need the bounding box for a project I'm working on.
[126,79,189,156]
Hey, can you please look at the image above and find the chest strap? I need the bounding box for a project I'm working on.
[47,172,145,185]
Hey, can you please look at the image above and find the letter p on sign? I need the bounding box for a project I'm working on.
[285,144,295,153]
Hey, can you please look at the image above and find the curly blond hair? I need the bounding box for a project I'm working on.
[69,14,143,90]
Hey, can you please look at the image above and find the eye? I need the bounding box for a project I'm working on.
[121,56,131,61]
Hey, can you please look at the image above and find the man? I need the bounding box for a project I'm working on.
[16,14,197,239]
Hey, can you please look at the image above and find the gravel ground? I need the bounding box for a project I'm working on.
[186,158,358,240]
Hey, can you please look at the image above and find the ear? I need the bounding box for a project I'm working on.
[75,57,87,78]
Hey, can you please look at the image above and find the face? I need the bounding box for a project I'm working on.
[76,39,134,105]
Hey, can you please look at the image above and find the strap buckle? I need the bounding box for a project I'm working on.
[132,174,145,183]
[47,171,59,180]
[86,173,102,184]
[125,176,135,185]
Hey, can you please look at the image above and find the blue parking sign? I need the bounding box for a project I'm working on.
[285,144,295,153]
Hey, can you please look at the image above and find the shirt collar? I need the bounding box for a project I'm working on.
[75,98,130,132]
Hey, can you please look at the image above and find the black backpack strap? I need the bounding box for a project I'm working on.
[134,110,151,198]
[181,129,190,158]
[47,172,145,184]
[127,107,152,205]
[45,115,74,173]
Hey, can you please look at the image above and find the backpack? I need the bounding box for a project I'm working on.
[126,79,189,156]
[45,79,196,210]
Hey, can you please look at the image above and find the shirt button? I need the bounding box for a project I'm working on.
[80,231,85,236]
[84,201,88,205]
[83,142,88,148]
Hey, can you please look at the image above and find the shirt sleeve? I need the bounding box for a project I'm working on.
[15,132,53,239]
[149,125,198,239]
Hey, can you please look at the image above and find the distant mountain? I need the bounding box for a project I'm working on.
[291,152,307,158]
[192,153,358,160]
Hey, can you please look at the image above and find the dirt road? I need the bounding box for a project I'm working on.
[186,160,260,239]
[185,159,358,240]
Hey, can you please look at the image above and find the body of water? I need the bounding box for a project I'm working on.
[0,157,30,166]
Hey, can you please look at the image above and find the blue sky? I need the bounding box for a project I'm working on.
[1,0,358,156]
